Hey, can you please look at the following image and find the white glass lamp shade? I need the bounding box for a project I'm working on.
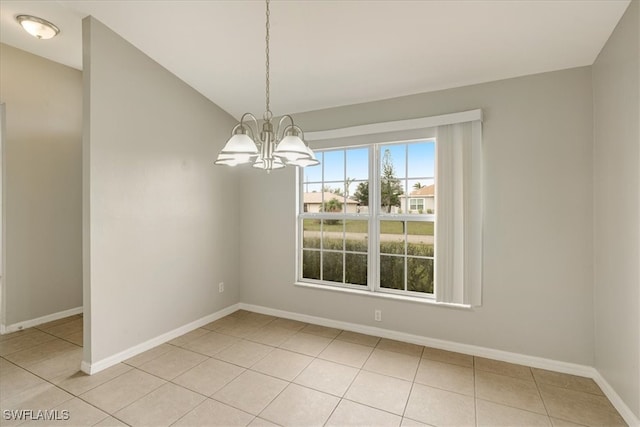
[287,145,319,167]
[215,133,258,166]
[17,15,59,40]
[273,135,312,161]
[253,157,286,170]
[214,153,253,166]
[220,133,259,156]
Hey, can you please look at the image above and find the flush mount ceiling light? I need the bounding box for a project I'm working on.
[16,15,60,40]
[215,0,318,172]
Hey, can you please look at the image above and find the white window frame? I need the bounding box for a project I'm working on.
[298,140,437,299]
[372,139,437,299]
[297,145,373,292]
[295,109,483,307]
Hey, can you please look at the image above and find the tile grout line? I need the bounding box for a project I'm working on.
[254,333,339,426]
[474,366,555,420]
[202,325,338,425]
[473,355,478,427]
[166,327,376,404]
[399,345,424,421]
[91,366,174,423]
[0,329,79,359]
[32,315,82,332]
[4,347,123,427]
[530,366,553,421]
[321,335,381,425]
[320,332,380,425]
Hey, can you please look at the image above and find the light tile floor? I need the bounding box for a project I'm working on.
[0,310,627,426]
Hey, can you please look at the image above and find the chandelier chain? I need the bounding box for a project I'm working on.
[264,0,271,120]
[215,0,317,171]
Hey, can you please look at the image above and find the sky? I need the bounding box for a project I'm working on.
[302,140,436,198]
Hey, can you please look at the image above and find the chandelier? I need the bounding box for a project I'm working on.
[215,0,318,171]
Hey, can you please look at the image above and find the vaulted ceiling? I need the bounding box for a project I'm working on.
[0,0,631,119]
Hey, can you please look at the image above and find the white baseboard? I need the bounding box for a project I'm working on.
[81,303,240,375]
[592,370,640,427]
[239,302,640,426]
[0,306,83,335]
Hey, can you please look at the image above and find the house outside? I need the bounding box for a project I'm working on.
[400,185,435,214]
[303,192,359,213]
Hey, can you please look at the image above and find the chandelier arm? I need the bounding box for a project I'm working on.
[274,115,296,140]
[279,124,307,142]
[230,123,243,136]
[240,112,259,127]
[239,113,262,143]
[292,125,306,141]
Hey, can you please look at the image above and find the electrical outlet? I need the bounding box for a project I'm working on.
[218,282,224,293]
[374,309,382,322]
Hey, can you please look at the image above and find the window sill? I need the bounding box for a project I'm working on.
[294,281,473,310]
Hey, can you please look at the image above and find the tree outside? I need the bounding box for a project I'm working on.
[351,151,404,212]
[353,182,369,206]
[319,197,343,225]
[322,185,343,196]
[380,149,404,212]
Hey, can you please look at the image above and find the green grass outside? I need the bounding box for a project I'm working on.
[303,219,434,235]
[302,238,434,293]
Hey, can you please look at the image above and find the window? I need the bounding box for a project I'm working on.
[299,140,436,298]
[297,111,483,306]
[409,199,424,212]
[378,142,435,295]
[300,147,370,288]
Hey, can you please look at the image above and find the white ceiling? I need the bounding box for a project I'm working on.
[0,0,630,119]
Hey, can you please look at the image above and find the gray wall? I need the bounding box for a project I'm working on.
[240,67,595,365]
[83,18,240,363]
[0,43,83,326]
[593,0,640,418]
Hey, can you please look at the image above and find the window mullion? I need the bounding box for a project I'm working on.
[342,150,346,285]
[369,144,379,293]
[404,145,409,291]
[297,170,302,281]
[404,220,408,292]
